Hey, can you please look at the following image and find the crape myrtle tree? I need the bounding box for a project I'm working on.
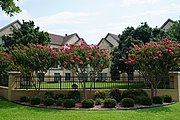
[0,0,21,16]
[111,22,168,77]
[58,42,111,98]
[2,20,50,49]
[125,39,180,97]
[11,44,58,96]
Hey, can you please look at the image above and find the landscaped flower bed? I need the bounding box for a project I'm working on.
[17,89,174,110]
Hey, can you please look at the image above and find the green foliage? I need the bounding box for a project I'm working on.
[121,98,134,107]
[54,93,65,100]
[43,98,55,106]
[67,91,81,102]
[63,99,76,108]
[167,20,180,42]
[0,50,12,75]
[2,20,50,49]
[44,91,54,99]
[162,95,172,103]
[103,98,117,108]
[20,96,29,102]
[55,98,64,106]
[95,98,104,105]
[152,96,163,104]
[30,97,41,105]
[94,90,107,99]
[138,96,152,106]
[0,0,21,16]
[81,99,95,108]
[109,88,122,102]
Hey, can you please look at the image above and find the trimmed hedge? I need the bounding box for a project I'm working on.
[63,99,76,108]
[43,98,55,106]
[95,98,104,105]
[56,98,64,106]
[103,98,117,108]
[121,98,134,107]
[30,97,41,105]
[152,96,163,104]
[94,90,107,99]
[20,96,29,102]
[109,88,122,102]
[138,96,152,106]
[162,95,172,103]
[82,99,94,108]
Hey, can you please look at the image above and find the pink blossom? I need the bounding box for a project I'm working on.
[86,58,89,61]
[66,54,69,57]
[100,64,103,67]
[71,60,75,63]
[149,52,153,55]
[97,53,101,57]
[91,56,95,59]
[42,59,45,63]
[35,53,38,56]
[79,61,83,65]
[60,47,64,51]
[1,58,4,62]
[63,61,67,65]
[178,58,180,61]
[163,61,166,65]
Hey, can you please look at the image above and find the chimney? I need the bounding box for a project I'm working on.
[65,34,68,36]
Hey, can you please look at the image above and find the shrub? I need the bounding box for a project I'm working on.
[82,99,95,108]
[162,95,172,103]
[63,99,76,108]
[122,89,148,100]
[44,91,54,99]
[94,90,107,99]
[152,96,163,104]
[56,98,64,106]
[54,93,65,100]
[67,91,81,102]
[138,96,152,106]
[109,88,122,102]
[30,97,41,105]
[121,98,134,107]
[20,96,29,102]
[103,98,117,108]
[95,98,104,105]
[43,98,55,106]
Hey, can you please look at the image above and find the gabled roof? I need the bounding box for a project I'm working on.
[105,33,119,42]
[0,20,21,32]
[50,33,85,46]
[97,38,113,47]
[160,18,175,29]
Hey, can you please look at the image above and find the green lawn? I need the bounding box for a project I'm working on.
[0,99,180,120]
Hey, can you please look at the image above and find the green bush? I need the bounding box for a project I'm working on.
[20,96,29,102]
[121,98,134,107]
[56,98,64,106]
[103,98,117,108]
[138,96,152,106]
[162,95,172,103]
[44,91,54,99]
[67,91,81,102]
[54,93,65,100]
[63,99,76,108]
[152,96,163,104]
[109,88,122,102]
[30,97,41,105]
[43,98,54,106]
[95,98,104,105]
[82,99,94,108]
[122,89,148,100]
[94,90,107,99]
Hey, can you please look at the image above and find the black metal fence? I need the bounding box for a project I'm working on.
[14,75,174,90]
[0,75,8,87]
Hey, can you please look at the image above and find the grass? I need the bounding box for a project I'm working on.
[20,81,144,89]
[0,99,180,120]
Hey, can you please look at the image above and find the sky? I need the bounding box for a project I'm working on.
[0,0,180,44]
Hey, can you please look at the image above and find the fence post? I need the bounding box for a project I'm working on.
[59,75,61,89]
[8,71,21,101]
[169,71,180,101]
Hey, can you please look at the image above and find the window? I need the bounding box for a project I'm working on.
[54,73,60,82]
[65,73,71,81]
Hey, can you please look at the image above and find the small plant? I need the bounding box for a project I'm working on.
[94,90,107,99]
[152,96,163,104]
[30,97,41,105]
[121,98,134,107]
[56,98,64,106]
[139,96,152,106]
[122,90,148,100]
[103,98,117,108]
[20,96,29,102]
[162,95,172,103]
[95,98,104,105]
[43,98,55,106]
[109,88,122,102]
[82,99,95,108]
[63,99,76,108]
[54,93,65,100]
[44,91,54,99]
[67,91,81,102]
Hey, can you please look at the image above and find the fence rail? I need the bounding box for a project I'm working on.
[14,75,174,90]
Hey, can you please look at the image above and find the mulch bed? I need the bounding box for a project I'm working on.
[14,101,176,110]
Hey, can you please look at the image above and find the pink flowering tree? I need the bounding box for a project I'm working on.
[126,39,180,97]
[58,42,111,98]
[11,44,58,95]
[0,50,12,76]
